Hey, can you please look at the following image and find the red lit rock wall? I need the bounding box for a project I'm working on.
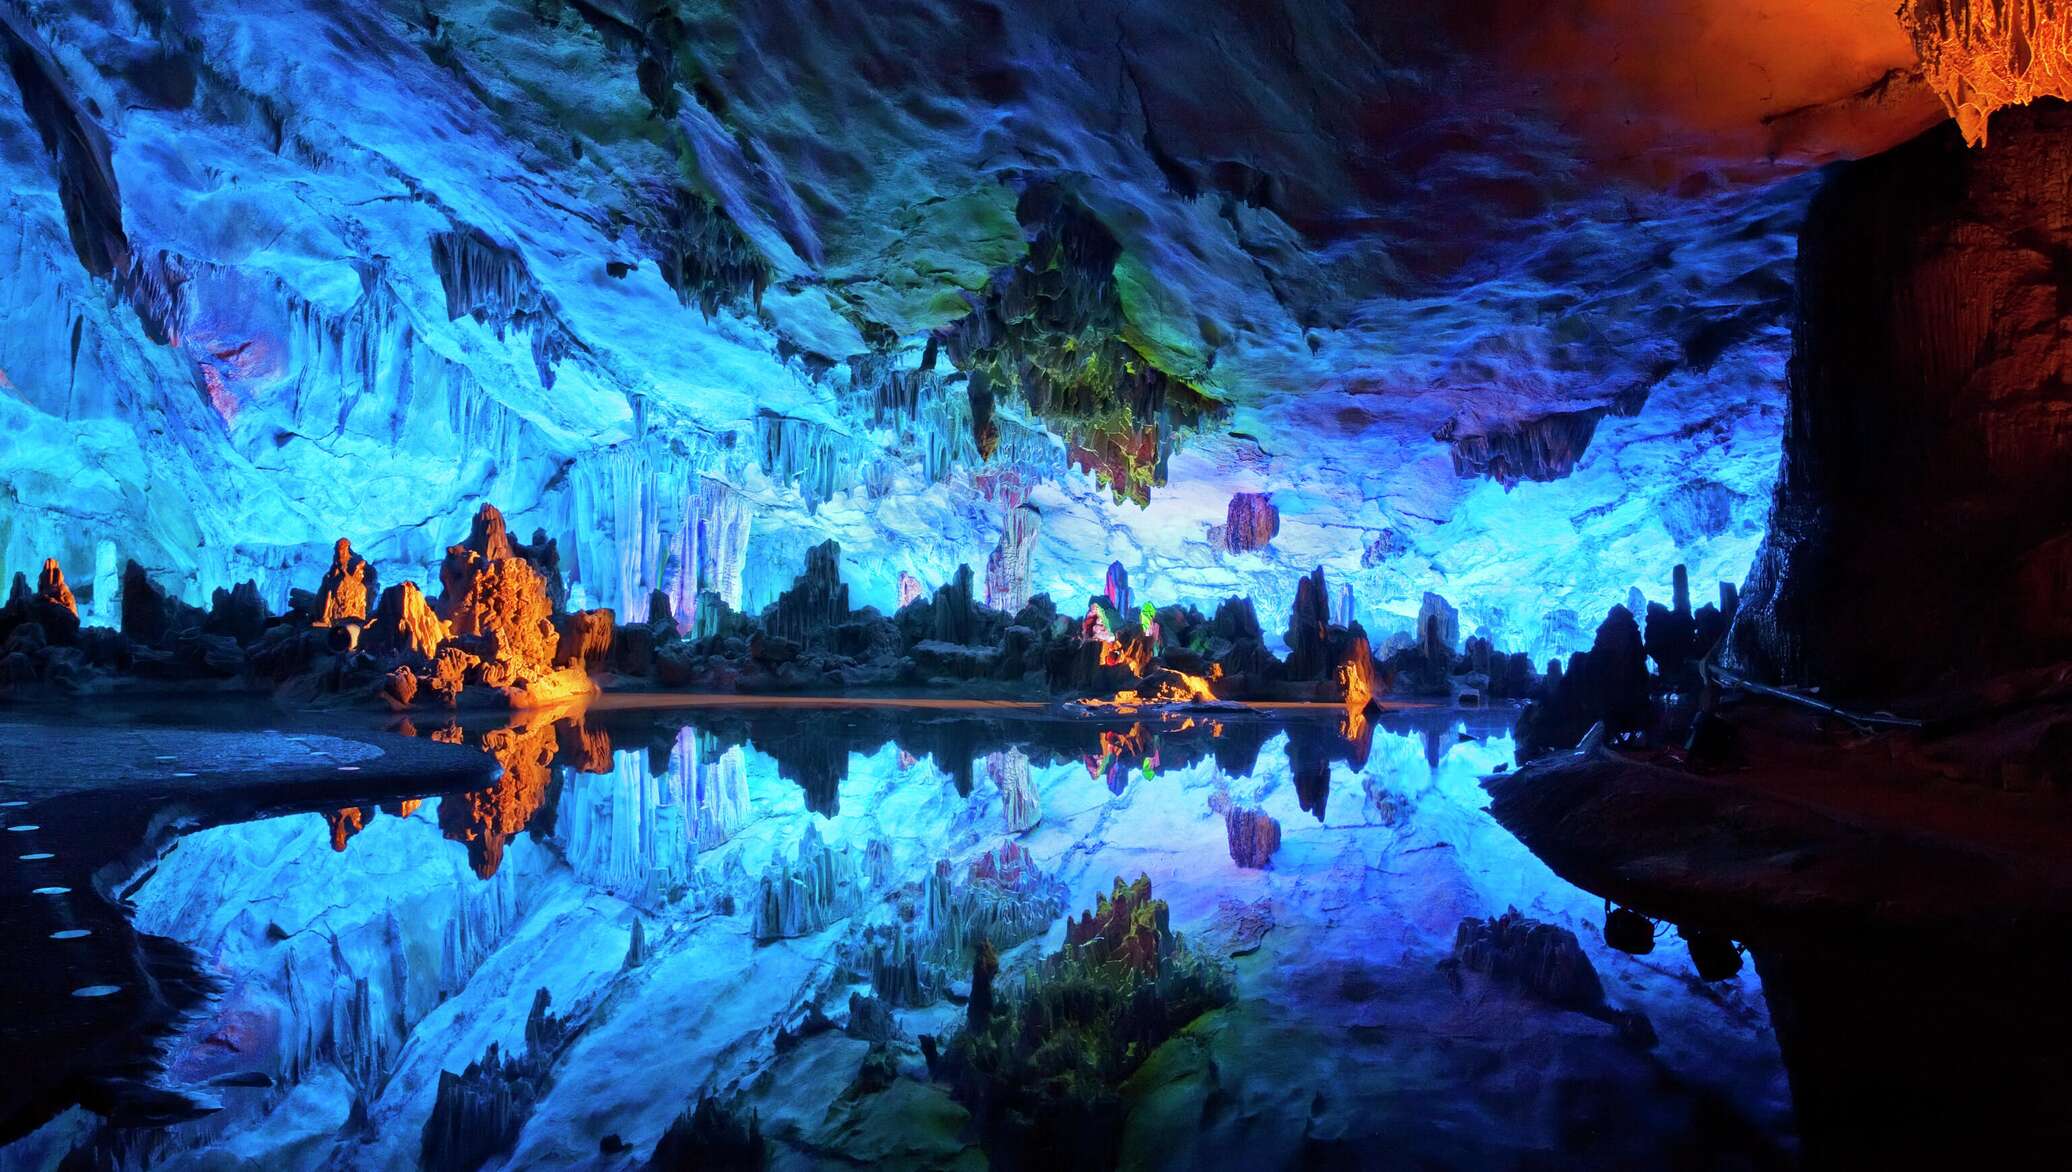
[1732,100,2072,696]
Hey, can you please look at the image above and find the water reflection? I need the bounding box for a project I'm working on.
[6,703,1795,1169]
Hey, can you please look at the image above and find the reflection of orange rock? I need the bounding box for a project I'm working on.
[439,716,562,879]
[317,538,377,626]
[555,717,613,773]
[323,798,423,852]
[37,559,76,616]
[323,806,369,851]
[1086,724,1152,778]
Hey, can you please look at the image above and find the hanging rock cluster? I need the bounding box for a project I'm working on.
[939,186,1222,506]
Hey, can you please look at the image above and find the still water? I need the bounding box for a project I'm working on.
[1,702,1792,1169]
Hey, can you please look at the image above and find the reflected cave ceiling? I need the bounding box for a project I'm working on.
[0,0,2025,658]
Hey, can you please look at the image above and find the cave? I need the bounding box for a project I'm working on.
[3,2,2070,1167]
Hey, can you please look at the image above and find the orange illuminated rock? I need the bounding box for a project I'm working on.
[316,538,376,626]
[450,557,557,671]
[36,559,75,616]
[1900,0,2072,145]
[553,608,614,672]
[368,581,448,663]
[1469,0,1946,184]
[439,715,561,878]
[1337,629,1378,713]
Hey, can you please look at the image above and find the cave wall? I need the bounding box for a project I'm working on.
[1733,99,2072,695]
[0,0,1892,656]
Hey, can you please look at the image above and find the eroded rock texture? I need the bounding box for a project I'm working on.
[1901,0,2072,145]
[1733,100,2072,696]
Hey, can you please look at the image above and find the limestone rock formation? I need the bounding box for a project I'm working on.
[1445,909,1605,1011]
[1283,567,1334,681]
[1222,492,1279,553]
[761,540,850,644]
[1224,807,1282,868]
[644,1093,765,1171]
[554,609,615,672]
[1734,101,2072,697]
[753,822,864,940]
[1064,874,1172,977]
[205,580,268,646]
[316,538,377,627]
[420,989,566,1172]
[983,504,1042,613]
[366,582,449,664]
[1517,604,1652,759]
[35,558,75,616]
[1900,1,2072,145]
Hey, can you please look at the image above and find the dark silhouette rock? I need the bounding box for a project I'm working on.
[645,1092,764,1171]
[1445,908,1605,1011]
[1733,101,2072,696]
[761,540,849,643]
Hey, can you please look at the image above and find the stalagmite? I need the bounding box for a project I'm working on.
[1103,561,1133,615]
[1225,807,1282,868]
[761,540,850,643]
[316,538,377,627]
[367,581,449,663]
[35,559,75,615]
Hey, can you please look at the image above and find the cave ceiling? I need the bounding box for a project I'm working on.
[0,0,2042,656]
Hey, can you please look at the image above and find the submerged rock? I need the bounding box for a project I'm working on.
[1224,807,1282,869]
[1445,908,1605,1012]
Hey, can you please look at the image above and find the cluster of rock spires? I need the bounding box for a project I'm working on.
[0,503,590,708]
[932,872,1234,1168]
[1515,564,1740,761]
[844,842,1068,1008]
[4,494,1741,726]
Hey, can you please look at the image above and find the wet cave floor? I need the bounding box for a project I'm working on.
[0,697,1803,1169]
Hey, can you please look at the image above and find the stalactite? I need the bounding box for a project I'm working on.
[1900,0,2072,146]
[427,226,578,389]
[635,183,770,317]
[754,410,849,511]
[983,503,1042,612]
[939,185,1221,506]
[1437,408,1606,488]
[563,439,748,625]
